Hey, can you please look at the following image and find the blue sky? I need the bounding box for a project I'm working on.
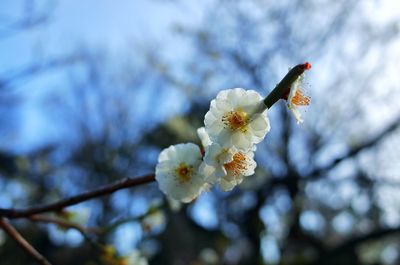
[0,0,212,151]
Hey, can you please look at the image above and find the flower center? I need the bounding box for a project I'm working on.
[174,163,193,184]
[222,108,249,132]
[223,152,247,176]
[291,90,310,106]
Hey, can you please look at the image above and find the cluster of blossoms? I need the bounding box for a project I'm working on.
[156,64,311,202]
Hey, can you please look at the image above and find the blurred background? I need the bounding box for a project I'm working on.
[1,0,400,264]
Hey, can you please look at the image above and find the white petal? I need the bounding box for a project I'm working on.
[215,89,231,100]
[250,114,269,131]
[175,143,202,165]
[288,104,303,124]
[218,148,236,164]
[215,129,231,147]
[227,88,247,106]
[197,127,212,148]
[199,162,219,184]
[233,132,253,151]
[242,154,257,176]
[219,178,237,191]
[158,145,178,163]
[216,99,232,112]
[245,90,263,104]
[250,114,270,142]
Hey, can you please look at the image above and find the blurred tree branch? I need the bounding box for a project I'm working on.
[0,174,155,218]
[314,226,400,265]
[0,218,52,265]
[307,115,400,181]
[0,55,84,90]
[0,0,55,40]
[28,214,99,236]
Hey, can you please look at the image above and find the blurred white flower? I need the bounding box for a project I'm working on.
[204,88,270,151]
[69,207,90,225]
[286,74,310,124]
[125,249,148,265]
[199,248,219,265]
[155,143,206,203]
[201,143,257,191]
[141,210,166,232]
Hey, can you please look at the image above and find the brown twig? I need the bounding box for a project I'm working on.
[313,226,400,265]
[28,214,99,235]
[0,218,52,265]
[0,174,155,218]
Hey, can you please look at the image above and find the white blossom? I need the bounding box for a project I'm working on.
[141,210,166,232]
[125,249,148,265]
[199,248,219,264]
[204,88,270,151]
[200,143,257,191]
[155,143,206,203]
[286,75,310,124]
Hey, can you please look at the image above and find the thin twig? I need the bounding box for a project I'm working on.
[313,226,400,265]
[0,218,52,265]
[0,174,155,218]
[0,56,82,89]
[306,115,400,181]
[28,214,99,235]
[28,214,104,252]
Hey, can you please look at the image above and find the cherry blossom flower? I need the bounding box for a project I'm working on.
[200,143,257,191]
[204,88,270,151]
[284,63,311,123]
[155,143,206,202]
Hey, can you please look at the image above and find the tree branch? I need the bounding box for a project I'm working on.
[314,226,400,264]
[0,55,82,89]
[336,226,400,252]
[306,115,400,181]
[28,214,99,235]
[0,174,155,218]
[0,218,52,265]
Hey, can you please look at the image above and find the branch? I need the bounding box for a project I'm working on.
[306,115,400,181]
[0,174,155,218]
[315,226,400,264]
[0,218,52,265]
[0,56,82,89]
[337,226,400,251]
[28,214,98,235]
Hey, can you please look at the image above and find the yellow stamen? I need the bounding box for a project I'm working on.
[222,108,249,132]
[291,90,310,106]
[223,152,247,176]
[174,163,193,184]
